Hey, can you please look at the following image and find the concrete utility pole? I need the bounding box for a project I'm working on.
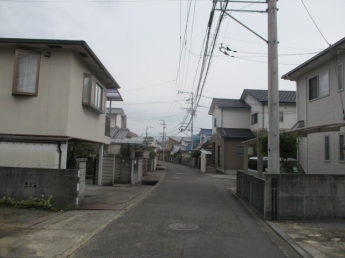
[218,0,280,174]
[179,91,194,150]
[160,120,166,161]
[191,92,194,150]
[267,0,280,174]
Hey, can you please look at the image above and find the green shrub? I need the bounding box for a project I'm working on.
[256,132,300,160]
[0,195,56,211]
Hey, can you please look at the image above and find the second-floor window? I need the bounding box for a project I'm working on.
[325,135,330,162]
[12,49,41,96]
[279,112,284,122]
[309,70,329,101]
[214,117,218,127]
[83,74,105,113]
[251,113,258,125]
[337,63,344,92]
[340,134,344,162]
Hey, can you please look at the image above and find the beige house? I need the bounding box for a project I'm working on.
[0,38,122,182]
[282,37,345,174]
[208,89,297,174]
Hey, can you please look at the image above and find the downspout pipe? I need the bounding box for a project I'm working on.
[57,142,62,169]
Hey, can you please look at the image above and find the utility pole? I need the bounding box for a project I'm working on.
[146,126,153,138]
[191,92,194,150]
[159,120,166,161]
[216,0,280,173]
[267,0,280,174]
[179,91,194,150]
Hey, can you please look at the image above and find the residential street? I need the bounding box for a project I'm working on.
[72,161,301,258]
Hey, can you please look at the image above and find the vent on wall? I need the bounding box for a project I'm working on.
[79,52,89,58]
[47,45,63,49]
[25,182,37,188]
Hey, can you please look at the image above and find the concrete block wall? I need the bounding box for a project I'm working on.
[114,156,132,184]
[0,167,82,209]
[265,174,345,219]
[236,171,265,217]
[101,154,115,186]
[75,158,87,205]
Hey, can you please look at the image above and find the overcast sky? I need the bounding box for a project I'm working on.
[1,0,344,139]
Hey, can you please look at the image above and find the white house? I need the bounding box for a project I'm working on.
[282,37,345,174]
[208,89,297,174]
[0,38,122,181]
[106,107,126,129]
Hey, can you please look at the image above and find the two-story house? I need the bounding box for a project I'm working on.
[0,38,122,181]
[106,107,127,129]
[282,37,345,174]
[199,128,212,145]
[208,89,297,174]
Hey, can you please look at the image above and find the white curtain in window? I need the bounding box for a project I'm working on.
[83,76,90,103]
[318,71,329,97]
[16,51,39,93]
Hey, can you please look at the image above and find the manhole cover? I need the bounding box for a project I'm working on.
[168,223,199,231]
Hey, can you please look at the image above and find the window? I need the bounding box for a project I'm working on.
[279,112,284,122]
[214,117,218,127]
[337,63,344,91]
[309,70,329,100]
[251,113,258,125]
[236,146,244,156]
[325,135,330,162]
[340,134,344,162]
[12,49,41,96]
[83,74,105,113]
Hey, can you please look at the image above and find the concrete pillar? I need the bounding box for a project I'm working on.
[97,144,103,186]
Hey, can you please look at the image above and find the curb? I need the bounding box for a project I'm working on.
[266,221,313,258]
[227,187,313,258]
[22,211,66,228]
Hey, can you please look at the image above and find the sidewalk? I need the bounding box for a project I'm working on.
[220,174,345,258]
[0,169,165,258]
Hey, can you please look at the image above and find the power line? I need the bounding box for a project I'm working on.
[120,80,175,93]
[300,0,330,47]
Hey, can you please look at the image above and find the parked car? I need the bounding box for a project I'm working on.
[248,157,305,176]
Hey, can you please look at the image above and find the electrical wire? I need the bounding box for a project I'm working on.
[300,0,330,47]
[120,80,175,93]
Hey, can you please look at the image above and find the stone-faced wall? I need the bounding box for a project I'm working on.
[0,167,82,209]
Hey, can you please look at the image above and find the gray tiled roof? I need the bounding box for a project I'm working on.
[242,89,296,103]
[110,127,129,139]
[216,128,255,139]
[213,99,251,108]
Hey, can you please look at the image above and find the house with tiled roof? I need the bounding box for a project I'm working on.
[240,89,297,135]
[282,37,345,174]
[208,89,297,174]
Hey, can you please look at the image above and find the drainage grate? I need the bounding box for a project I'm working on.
[168,223,199,231]
[142,180,158,186]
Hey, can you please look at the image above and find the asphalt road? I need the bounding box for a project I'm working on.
[72,162,301,258]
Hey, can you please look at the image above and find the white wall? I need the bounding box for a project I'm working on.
[294,52,345,174]
[243,94,297,133]
[211,105,251,134]
[0,142,67,169]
